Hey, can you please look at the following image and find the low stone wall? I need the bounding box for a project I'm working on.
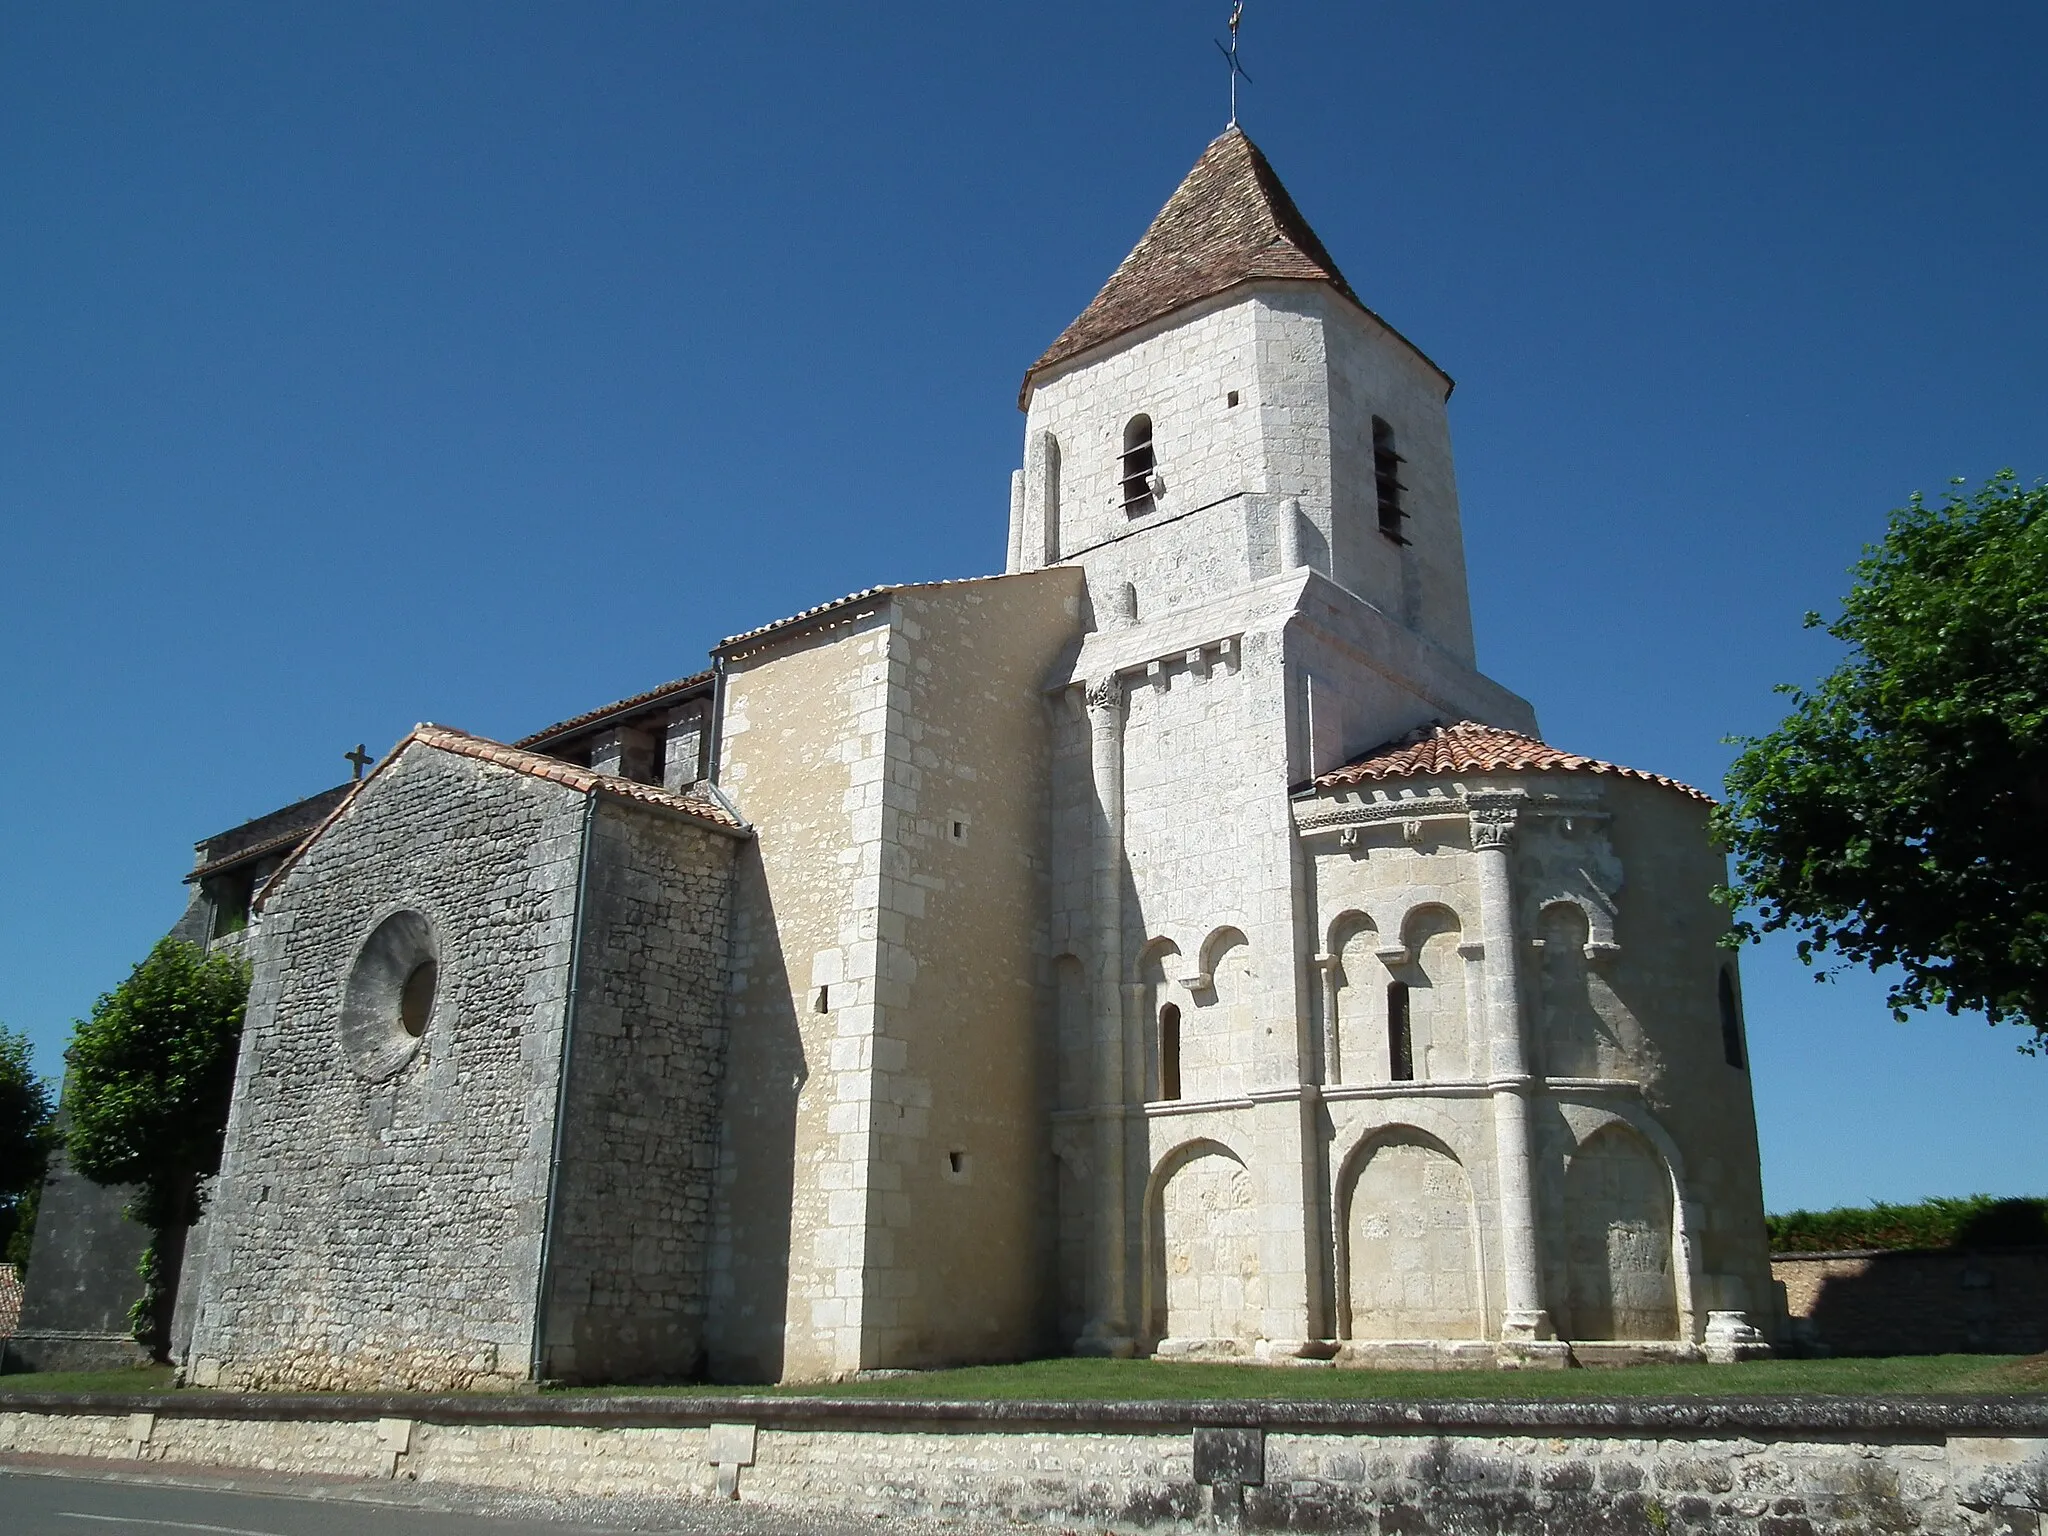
[5,1391,2048,1531]
[1775,1248,2048,1356]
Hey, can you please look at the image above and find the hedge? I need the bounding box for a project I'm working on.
[1767,1195,2048,1254]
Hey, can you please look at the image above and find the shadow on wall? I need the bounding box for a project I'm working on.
[1776,1218,2048,1358]
[705,849,805,1384]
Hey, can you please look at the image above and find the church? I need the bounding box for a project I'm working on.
[172,127,1777,1390]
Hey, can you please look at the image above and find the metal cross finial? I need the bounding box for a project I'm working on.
[345,743,374,781]
[1216,1,1251,127]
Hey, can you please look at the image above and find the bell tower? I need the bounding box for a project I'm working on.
[1008,127,1479,671]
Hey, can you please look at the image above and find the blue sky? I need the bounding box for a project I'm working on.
[2,2,2042,1213]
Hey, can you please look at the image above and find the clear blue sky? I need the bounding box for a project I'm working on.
[3,2,2043,1213]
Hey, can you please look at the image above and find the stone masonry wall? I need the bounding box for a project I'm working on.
[537,797,738,1385]
[1776,1249,2048,1357]
[7,1398,2048,1533]
[183,745,587,1391]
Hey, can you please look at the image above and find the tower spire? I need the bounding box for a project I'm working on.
[1216,2,1250,128]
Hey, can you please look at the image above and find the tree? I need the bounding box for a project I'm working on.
[1716,471,2048,1044]
[65,938,250,1353]
[0,1025,55,1267]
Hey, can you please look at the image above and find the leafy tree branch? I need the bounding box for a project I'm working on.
[1715,471,2048,1043]
[64,937,249,1353]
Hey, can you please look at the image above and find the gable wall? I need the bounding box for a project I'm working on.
[183,746,587,1391]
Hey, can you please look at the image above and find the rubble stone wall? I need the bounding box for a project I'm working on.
[537,797,738,1385]
[5,1397,2048,1533]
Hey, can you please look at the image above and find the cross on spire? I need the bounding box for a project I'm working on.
[345,743,374,781]
[1216,2,1251,127]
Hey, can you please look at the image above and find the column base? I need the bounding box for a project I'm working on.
[1702,1310,1773,1363]
[1494,1340,1573,1370]
[1253,1338,1340,1366]
[1499,1307,1558,1342]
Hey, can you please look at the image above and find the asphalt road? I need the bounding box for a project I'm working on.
[1,1472,645,1534]
[0,1469,931,1536]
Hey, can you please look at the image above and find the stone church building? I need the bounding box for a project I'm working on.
[173,128,1775,1390]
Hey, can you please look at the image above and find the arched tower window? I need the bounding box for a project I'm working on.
[1159,1003,1182,1101]
[1719,970,1746,1070]
[1120,414,1156,516]
[1387,981,1414,1081]
[1373,416,1407,542]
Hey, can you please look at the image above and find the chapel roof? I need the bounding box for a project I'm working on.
[1308,721,1712,803]
[516,671,713,751]
[186,782,355,882]
[1021,127,1445,403]
[252,724,747,912]
[715,573,1019,658]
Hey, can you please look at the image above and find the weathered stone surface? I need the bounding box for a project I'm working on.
[6,1395,2048,1532]
[180,740,738,1391]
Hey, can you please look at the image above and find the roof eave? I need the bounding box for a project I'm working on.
[1017,277,1454,411]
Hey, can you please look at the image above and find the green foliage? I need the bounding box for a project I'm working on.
[1767,1195,2048,1254]
[0,1024,56,1266]
[64,938,250,1353]
[1715,471,2048,1042]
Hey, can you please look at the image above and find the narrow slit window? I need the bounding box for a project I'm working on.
[1719,970,1746,1070]
[1373,416,1407,542]
[1159,1003,1181,1101]
[1387,981,1414,1081]
[1120,414,1156,516]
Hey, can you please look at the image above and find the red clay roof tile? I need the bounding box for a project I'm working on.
[1311,721,1711,803]
[252,724,748,912]
[1021,128,1445,403]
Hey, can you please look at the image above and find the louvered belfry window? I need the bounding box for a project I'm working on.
[1373,416,1407,541]
[1120,414,1156,515]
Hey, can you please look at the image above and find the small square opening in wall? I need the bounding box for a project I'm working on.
[814,985,830,1013]
[949,818,968,845]
[1226,389,1240,408]
[943,1149,971,1182]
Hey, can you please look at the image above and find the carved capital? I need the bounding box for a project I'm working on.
[1470,809,1517,850]
[1466,790,1525,851]
[1084,675,1123,713]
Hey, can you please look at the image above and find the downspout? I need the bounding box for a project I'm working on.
[529,788,599,1385]
[706,653,730,785]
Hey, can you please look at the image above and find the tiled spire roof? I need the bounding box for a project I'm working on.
[1311,721,1712,803]
[1022,127,1387,399]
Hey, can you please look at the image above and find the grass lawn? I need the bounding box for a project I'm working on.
[548,1353,2048,1400]
[3,1355,2043,1401]
[0,1365,176,1395]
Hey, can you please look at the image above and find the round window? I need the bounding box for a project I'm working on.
[339,910,440,1080]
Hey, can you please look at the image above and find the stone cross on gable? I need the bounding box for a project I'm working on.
[345,744,374,781]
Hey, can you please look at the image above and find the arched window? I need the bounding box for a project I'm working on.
[1372,416,1407,542]
[1120,414,1156,516]
[1159,1003,1182,1101]
[1719,970,1746,1070]
[1387,981,1414,1081]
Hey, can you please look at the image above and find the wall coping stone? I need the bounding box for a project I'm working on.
[3,1391,2046,1436]
[1773,1245,2048,1262]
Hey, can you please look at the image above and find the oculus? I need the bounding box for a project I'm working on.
[339,909,440,1081]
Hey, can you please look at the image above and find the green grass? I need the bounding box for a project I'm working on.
[3,1355,2042,1402]
[547,1353,2048,1400]
[0,1364,176,1394]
